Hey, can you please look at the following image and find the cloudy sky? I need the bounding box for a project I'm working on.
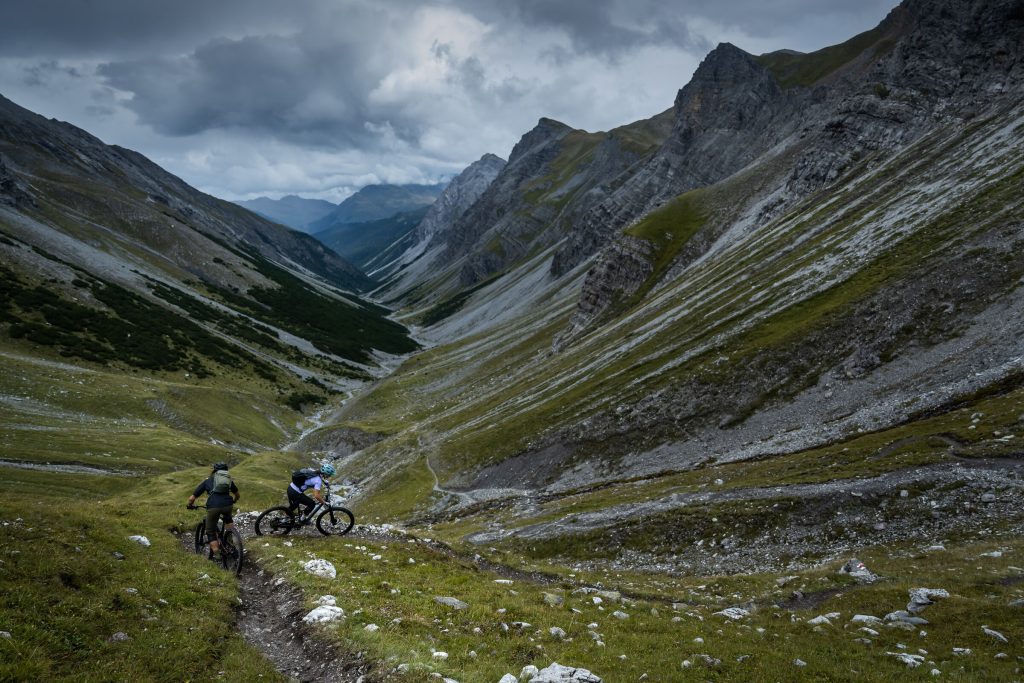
[0,0,898,203]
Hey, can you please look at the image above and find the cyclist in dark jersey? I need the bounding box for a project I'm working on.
[288,463,335,522]
[186,462,240,556]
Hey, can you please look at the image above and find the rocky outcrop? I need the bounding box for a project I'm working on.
[550,43,801,279]
[418,154,506,246]
[0,154,33,208]
[556,0,1024,337]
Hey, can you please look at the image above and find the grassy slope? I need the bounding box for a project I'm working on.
[755,18,901,89]
[244,532,1024,682]
[329,109,1024,555]
[0,339,320,681]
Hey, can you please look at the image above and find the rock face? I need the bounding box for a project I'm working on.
[389,109,673,305]
[419,154,507,245]
[558,0,1024,335]
[372,153,506,293]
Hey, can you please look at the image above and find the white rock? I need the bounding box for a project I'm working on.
[127,535,151,547]
[435,596,469,610]
[807,615,831,626]
[980,551,1003,558]
[303,559,336,579]
[363,623,379,632]
[887,653,924,668]
[528,662,602,682]
[952,647,971,656]
[907,588,949,614]
[432,651,449,660]
[302,606,344,624]
[850,615,882,624]
[612,611,629,620]
[495,579,514,584]
[0,632,10,639]
[591,597,602,605]
[713,607,749,620]
[930,669,941,676]
[549,627,567,639]
[317,595,337,606]
[982,626,1008,643]
[519,665,539,681]
[793,659,807,667]
[923,545,946,552]
[499,676,518,683]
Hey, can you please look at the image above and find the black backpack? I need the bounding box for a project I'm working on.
[291,467,317,487]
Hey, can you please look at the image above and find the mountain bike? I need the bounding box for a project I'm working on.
[254,482,355,536]
[189,504,244,575]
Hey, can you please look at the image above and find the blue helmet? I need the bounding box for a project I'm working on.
[320,463,336,477]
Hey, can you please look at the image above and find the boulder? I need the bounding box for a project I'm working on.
[435,596,469,610]
[839,559,878,583]
[528,663,601,682]
[302,606,344,624]
[907,588,949,614]
[303,559,336,579]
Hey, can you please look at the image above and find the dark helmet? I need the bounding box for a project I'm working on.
[212,462,229,471]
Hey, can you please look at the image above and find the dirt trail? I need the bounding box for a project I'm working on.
[179,529,370,683]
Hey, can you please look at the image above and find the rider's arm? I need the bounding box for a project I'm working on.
[187,481,206,507]
[311,477,325,504]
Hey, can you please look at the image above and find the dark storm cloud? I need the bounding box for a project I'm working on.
[0,0,902,199]
[98,33,390,146]
[488,0,710,56]
[0,0,302,57]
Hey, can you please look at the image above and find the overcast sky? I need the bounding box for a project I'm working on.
[0,0,899,203]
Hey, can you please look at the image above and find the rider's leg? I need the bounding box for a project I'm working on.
[288,487,317,521]
[205,507,221,552]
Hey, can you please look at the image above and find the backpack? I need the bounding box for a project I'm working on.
[211,469,233,494]
[291,467,317,487]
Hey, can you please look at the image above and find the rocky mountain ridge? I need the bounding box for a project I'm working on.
[0,93,415,380]
[326,0,1024,566]
[369,153,506,294]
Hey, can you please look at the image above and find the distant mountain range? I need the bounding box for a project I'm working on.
[236,183,446,235]
[235,194,336,232]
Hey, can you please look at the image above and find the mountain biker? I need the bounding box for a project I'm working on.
[186,462,240,556]
[288,463,335,522]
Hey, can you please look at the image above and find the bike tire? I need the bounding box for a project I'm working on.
[255,506,294,536]
[316,506,355,536]
[220,528,244,576]
[193,521,206,554]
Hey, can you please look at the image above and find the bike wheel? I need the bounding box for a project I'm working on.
[220,528,244,575]
[316,506,355,536]
[254,506,294,536]
[194,521,207,554]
